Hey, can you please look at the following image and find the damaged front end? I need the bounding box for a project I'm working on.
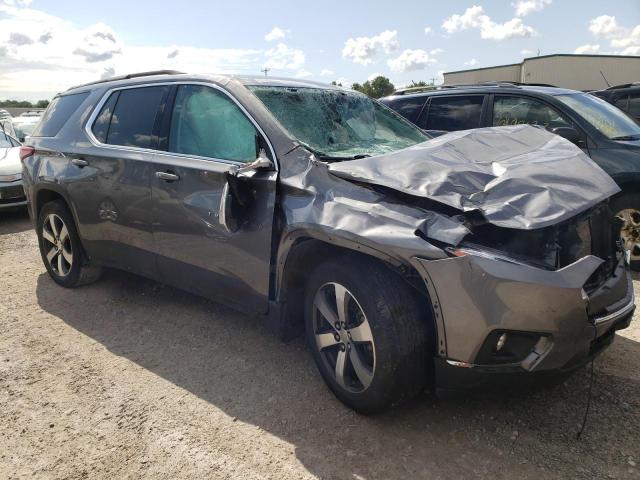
[321,125,634,384]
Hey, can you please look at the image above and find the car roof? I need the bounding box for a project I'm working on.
[382,84,581,102]
[63,71,343,96]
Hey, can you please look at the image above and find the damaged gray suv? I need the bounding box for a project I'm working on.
[21,71,634,412]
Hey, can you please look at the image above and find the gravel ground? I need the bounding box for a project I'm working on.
[1,208,639,480]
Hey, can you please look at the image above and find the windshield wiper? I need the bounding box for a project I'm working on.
[611,135,640,141]
[316,153,371,162]
[297,143,371,162]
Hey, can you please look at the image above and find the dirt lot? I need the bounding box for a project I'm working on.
[1,209,639,480]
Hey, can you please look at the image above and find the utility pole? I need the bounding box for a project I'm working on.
[429,77,436,86]
[261,68,270,76]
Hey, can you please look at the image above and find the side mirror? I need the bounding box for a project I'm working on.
[228,149,274,177]
[551,126,582,145]
[220,149,274,233]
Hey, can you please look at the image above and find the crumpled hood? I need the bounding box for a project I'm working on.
[0,147,21,176]
[328,125,620,230]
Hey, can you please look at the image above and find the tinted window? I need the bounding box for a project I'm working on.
[492,96,571,130]
[614,95,629,112]
[386,96,427,123]
[628,94,640,119]
[169,85,258,162]
[91,92,119,143]
[32,92,89,137]
[106,86,168,149]
[423,96,484,131]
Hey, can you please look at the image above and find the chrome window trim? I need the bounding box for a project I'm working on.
[83,81,279,171]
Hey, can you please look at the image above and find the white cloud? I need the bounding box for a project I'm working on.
[320,68,334,76]
[1,0,32,5]
[0,3,262,96]
[513,0,551,17]
[429,48,444,55]
[424,27,432,35]
[72,23,122,63]
[342,30,399,65]
[295,69,312,78]
[464,58,479,66]
[574,44,600,54]
[265,27,288,42]
[520,48,534,56]
[263,43,305,70]
[587,15,640,55]
[367,72,382,81]
[387,49,436,72]
[442,5,536,40]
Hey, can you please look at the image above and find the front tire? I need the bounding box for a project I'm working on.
[37,200,102,287]
[304,255,430,413]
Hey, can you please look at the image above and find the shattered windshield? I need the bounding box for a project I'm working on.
[556,93,640,140]
[248,86,429,159]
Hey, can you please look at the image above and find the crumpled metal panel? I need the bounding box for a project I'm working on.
[327,125,620,230]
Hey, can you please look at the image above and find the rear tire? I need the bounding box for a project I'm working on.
[304,255,430,413]
[610,193,640,271]
[37,200,102,287]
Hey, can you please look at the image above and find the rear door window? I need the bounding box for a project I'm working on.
[492,96,571,130]
[96,86,169,149]
[421,95,484,131]
[168,85,258,162]
[385,96,427,123]
[32,92,89,137]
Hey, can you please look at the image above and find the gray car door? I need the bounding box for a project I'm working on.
[151,83,277,314]
[69,85,171,279]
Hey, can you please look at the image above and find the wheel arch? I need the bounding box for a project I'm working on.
[271,229,437,349]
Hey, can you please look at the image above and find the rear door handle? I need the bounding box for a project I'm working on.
[156,171,180,182]
[71,158,88,167]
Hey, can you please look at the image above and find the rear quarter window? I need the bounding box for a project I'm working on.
[32,92,90,137]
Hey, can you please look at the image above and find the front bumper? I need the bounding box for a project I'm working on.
[411,252,634,389]
[0,179,26,209]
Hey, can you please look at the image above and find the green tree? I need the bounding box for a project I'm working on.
[36,100,50,108]
[408,80,430,88]
[351,76,395,99]
[330,80,343,87]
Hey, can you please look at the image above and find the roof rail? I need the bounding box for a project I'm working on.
[606,82,640,90]
[66,70,185,92]
[392,85,438,95]
[433,81,557,89]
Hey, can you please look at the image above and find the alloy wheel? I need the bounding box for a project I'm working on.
[616,208,640,262]
[41,213,73,277]
[312,282,375,393]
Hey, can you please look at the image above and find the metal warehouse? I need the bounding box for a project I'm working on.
[443,54,640,91]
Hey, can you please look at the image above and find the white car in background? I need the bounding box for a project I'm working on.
[12,116,40,142]
[0,129,26,210]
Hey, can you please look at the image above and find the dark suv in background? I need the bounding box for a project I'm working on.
[593,83,640,123]
[381,83,640,269]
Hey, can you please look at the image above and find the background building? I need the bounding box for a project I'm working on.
[443,54,640,90]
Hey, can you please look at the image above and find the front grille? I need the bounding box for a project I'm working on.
[462,202,620,291]
[0,184,25,201]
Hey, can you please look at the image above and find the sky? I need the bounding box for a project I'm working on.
[0,0,639,101]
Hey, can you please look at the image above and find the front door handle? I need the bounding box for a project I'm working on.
[156,171,180,182]
[71,158,88,167]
